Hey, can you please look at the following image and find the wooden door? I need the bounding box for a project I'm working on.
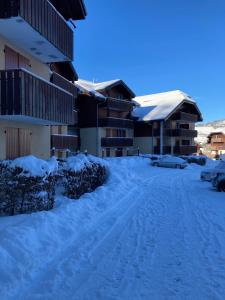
[19,128,31,157]
[6,128,19,159]
[5,46,18,69]
[5,45,30,70]
[6,128,31,159]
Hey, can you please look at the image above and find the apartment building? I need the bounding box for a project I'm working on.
[133,90,202,155]
[75,79,135,157]
[0,0,86,159]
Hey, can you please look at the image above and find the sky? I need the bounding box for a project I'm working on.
[74,0,225,123]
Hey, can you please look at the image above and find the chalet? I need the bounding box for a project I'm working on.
[75,79,135,157]
[208,131,225,157]
[133,90,202,155]
[0,0,86,160]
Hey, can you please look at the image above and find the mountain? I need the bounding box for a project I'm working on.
[195,119,225,145]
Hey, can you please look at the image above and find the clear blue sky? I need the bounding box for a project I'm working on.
[74,0,225,123]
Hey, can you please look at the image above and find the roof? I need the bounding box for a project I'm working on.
[75,79,135,99]
[49,0,87,21]
[208,128,225,136]
[133,90,202,122]
[75,80,106,100]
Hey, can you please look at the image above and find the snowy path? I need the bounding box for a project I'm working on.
[1,157,225,300]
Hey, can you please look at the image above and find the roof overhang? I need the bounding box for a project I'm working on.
[97,80,136,99]
[49,0,87,21]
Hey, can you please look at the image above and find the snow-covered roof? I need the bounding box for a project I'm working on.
[133,90,202,122]
[75,80,106,100]
[209,128,225,136]
[76,79,135,99]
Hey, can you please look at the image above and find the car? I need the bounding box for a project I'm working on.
[152,156,188,169]
[212,174,225,192]
[200,161,225,182]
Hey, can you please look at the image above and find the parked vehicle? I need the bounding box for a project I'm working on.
[200,161,225,182]
[152,156,188,169]
[212,174,225,192]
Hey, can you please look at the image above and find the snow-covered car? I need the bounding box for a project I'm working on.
[212,174,225,192]
[152,156,188,169]
[200,161,225,182]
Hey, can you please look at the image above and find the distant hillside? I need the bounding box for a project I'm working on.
[195,119,225,145]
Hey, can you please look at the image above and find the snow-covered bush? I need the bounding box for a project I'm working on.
[59,154,107,199]
[0,156,57,216]
[0,154,107,216]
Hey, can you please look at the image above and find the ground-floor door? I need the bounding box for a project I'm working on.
[6,128,32,160]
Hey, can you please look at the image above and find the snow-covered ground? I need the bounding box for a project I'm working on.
[1,157,225,300]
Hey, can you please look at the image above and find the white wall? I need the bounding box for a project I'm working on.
[134,137,153,154]
[0,35,50,80]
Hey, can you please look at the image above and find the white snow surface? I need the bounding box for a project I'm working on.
[133,90,200,121]
[196,119,225,145]
[65,154,107,172]
[10,155,58,177]
[1,157,225,299]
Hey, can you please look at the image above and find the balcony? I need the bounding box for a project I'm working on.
[170,129,198,138]
[101,137,133,148]
[103,99,133,112]
[153,128,197,138]
[173,112,198,122]
[154,145,197,155]
[174,146,197,155]
[0,0,73,62]
[99,117,134,129]
[0,69,77,125]
[51,134,78,151]
[154,146,172,155]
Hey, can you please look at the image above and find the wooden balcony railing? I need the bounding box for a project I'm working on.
[154,145,197,155]
[101,137,133,147]
[0,0,73,60]
[99,117,134,129]
[51,134,78,151]
[51,72,77,96]
[104,98,133,112]
[153,128,197,138]
[174,146,197,155]
[0,69,77,125]
[173,112,198,122]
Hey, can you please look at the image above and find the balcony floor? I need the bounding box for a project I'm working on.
[0,17,70,63]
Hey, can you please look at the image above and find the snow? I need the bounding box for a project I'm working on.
[1,157,225,299]
[76,79,135,99]
[133,90,201,122]
[10,155,58,177]
[196,120,225,145]
[65,154,107,172]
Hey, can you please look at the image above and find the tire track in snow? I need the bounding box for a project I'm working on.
[16,173,163,300]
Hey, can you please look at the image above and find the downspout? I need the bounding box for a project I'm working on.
[160,121,164,155]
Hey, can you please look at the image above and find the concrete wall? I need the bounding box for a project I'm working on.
[0,36,50,80]
[134,137,153,154]
[80,128,98,156]
[0,121,50,160]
